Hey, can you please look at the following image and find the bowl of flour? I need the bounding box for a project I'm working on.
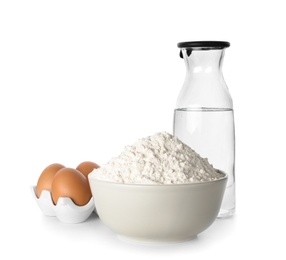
[88,132,227,244]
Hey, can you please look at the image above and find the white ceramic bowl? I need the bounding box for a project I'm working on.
[88,174,227,244]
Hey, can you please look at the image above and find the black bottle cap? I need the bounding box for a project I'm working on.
[177,41,230,49]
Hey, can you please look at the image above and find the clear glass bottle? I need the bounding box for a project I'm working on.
[173,41,235,218]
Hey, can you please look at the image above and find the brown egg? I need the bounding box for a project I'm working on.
[36,163,65,198]
[76,161,100,178]
[51,168,92,206]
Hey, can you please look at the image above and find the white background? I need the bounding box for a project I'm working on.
[1,0,286,259]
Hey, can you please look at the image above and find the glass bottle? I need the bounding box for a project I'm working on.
[173,41,235,218]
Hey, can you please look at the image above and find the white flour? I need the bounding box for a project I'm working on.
[90,132,225,184]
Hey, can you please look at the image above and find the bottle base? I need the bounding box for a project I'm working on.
[217,208,235,219]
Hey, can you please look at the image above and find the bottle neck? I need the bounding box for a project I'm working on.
[176,48,232,109]
[182,49,224,75]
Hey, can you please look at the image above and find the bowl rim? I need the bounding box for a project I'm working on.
[88,171,228,187]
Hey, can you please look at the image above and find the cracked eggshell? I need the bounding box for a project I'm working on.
[31,186,95,223]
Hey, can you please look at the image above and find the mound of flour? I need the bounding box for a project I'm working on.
[90,132,224,184]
